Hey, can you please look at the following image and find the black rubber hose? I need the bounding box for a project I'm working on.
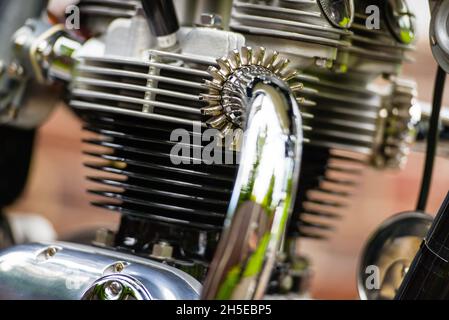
[416,66,447,212]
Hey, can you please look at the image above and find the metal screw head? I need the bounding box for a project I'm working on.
[314,58,332,69]
[82,274,151,300]
[46,247,58,257]
[200,13,223,28]
[114,262,125,273]
[7,62,24,78]
[104,281,123,300]
[280,275,293,291]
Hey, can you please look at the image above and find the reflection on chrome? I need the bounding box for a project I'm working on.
[202,74,303,299]
[0,242,201,300]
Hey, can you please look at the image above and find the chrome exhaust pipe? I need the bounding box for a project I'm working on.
[200,48,303,299]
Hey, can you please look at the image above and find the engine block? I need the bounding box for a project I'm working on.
[0,0,422,300]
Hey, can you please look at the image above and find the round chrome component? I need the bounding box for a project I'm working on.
[385,0,416,45]
[201,46,311,145]
[0,242,201,300]
[318,0,354,29]
[82,274,152,300]
[358,211,432,300]
[201,46,303,300]
[430,0,449,74]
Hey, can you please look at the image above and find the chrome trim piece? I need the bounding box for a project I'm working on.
[357,212,433,300]
[0,242,201,300]
[201,57,303,299]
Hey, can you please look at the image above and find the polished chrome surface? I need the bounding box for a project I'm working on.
[0,242,201,300]
[429,0,449,74]
[0,11,81,127]
[0,0,426,301]
[201,46,312,145]
[358,211,433,300]
[81,274,152,300]
[318,0,354,29]
[0,0,58,128]
[201,51,303,299]
[12,19,81,85]
[385,0,416,45]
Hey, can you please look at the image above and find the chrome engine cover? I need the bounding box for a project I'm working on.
[0,242,201,300]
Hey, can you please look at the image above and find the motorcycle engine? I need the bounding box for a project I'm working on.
[0,0,419,300]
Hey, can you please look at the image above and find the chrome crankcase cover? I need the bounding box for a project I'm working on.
[0,242,201,300]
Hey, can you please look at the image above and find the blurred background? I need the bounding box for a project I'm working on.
[6,0,449,299]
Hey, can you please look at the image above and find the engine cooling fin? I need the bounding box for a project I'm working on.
[71,51,241,269]
[348,0,414,67]
[229,0,352,48]
[290,146,365,239]
[81,112,236,231]
[71,46,349,250]
[72,1,417,243]
[298,73,382,155]
[78,0,140,19]
[199,46,363,240]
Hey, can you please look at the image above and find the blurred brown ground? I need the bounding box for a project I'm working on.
[7,2,449,300]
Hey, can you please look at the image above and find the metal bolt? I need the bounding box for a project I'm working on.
[379,108,388,119]
[280,275,293,292]
[315,58,332,69]
[46,247,58,257]
[114,262,125,273]
[7,62,24,78]
[200,13,223,28]
[104,281,123,300]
